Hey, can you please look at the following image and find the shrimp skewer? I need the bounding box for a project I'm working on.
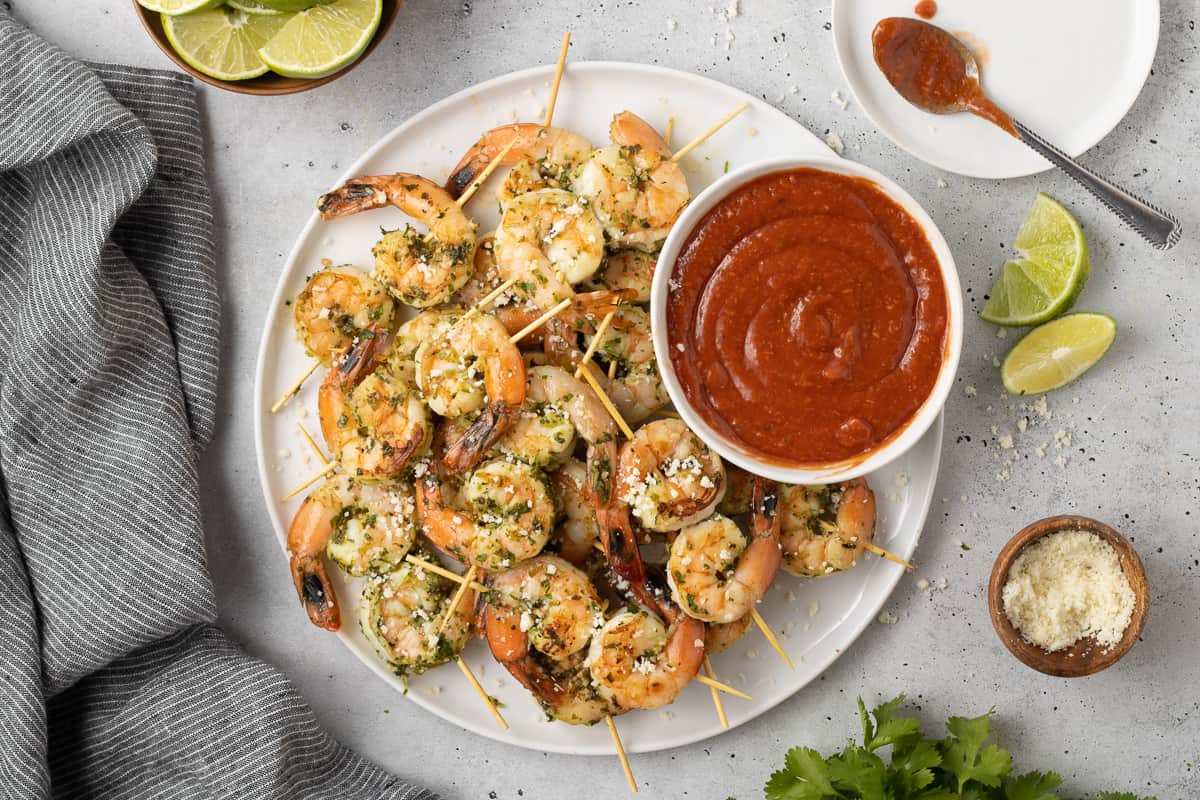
[666,476,782,624]
[318,173,478,308]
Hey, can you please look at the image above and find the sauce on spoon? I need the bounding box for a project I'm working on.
[871,17,1017,137]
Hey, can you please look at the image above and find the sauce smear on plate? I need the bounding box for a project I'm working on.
[872,17,1017,136]
[666,168,949,466]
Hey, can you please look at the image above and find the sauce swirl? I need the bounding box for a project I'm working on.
[666,168,949,467]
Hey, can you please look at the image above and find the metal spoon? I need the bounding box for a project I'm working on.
[879,22,1181,251]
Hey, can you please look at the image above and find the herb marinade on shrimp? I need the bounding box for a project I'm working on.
[274,103,886,734]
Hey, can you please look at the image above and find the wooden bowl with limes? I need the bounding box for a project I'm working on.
[134,0,402,96]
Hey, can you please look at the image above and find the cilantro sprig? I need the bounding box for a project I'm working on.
[763,696,1155,800]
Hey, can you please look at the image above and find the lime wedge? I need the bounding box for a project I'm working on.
[980,193,1090,327]
[227,0,288,14]
[163,8,292,81]
[138,0,223,13]
[1001,312,1116,395]
[257,0,382,79]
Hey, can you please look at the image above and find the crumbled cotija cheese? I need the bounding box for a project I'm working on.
[1001,530,1135,652]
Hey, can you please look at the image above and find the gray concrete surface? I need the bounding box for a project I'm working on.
[11,1,1199,797]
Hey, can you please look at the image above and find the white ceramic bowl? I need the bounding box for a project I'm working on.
[650,156,963,485]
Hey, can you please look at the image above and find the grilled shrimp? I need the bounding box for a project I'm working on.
[416,458,555,571]
[317,173,476,308]
[574,111,690,251]
[549,459,601,566]
[359,550,474,678]
[779,478,877,577]
[486,555,605,661]
[667,478,781,623]
[285,474,421,632]
[452,236,548,342]
[494,188,605,295]
[294,265,395,360]
[585,605,705,711]
[617,418,725,533]
[583,248,657,304]
[482,615,615,725]
[584,305,668,424]
[318,332,432,479]
[445,123,592,203]
[415,312,527,475]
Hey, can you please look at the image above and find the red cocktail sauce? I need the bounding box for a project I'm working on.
[913,0,937,20]
[872,17,1017,136]
[666,168,949,467]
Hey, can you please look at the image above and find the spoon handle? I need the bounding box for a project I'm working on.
[1012,119,1181,250]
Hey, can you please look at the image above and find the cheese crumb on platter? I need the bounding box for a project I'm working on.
[1002,530,1135,652]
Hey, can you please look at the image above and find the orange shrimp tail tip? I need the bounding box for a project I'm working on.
[292,564,341,631]
[317,179,381,219]
[751,476,781,535]
[440,403,516,475]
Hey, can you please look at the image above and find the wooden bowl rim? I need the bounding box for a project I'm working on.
[987,514,1148,677]
[131,0,402,96]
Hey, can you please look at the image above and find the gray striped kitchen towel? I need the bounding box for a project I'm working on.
[0,10,434,800]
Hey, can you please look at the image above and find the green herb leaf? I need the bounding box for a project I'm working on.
[940,712,1013,792]
[826,747,889,800]
[862,695,922,752]
[1003,771,1062,800]
[764,748,840,800]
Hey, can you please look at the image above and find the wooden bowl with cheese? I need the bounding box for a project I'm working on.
[987,515,1149,677]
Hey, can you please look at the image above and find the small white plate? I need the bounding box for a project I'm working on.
[832,0,1160,178]
[254,61,944,755]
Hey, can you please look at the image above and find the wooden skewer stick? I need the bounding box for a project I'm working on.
[750,608,795,671]
[608,357,618,379]
[670,102,749,163]
[509,297,571,344]
[695,674,752,701]
[543,32,571,128]
[578,363,635,439]
[437,564,478,636]
[280,460,337,502]
[703,656,729,729]
[455,656,510,731]
[573,309,616,380]
[457,136,519,207]
[296,423,328,463]
[271,357,322,413]
[866,543,915,571]
[605,716,637,793]
[664,116,675,148]
[403,554,490,593]
[462,275,519,322]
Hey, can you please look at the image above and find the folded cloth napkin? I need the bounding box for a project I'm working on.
[0,11,435,800]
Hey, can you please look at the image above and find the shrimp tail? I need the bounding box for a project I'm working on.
[441,402,517,475]
[444,123,539,199]
[482,604,571,707]
[317,176,389,219]
[290,557,341,631]
[287,494,341,631]
[751,476,781,539]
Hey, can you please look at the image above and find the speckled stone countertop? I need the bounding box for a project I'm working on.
[13,1,1198,797]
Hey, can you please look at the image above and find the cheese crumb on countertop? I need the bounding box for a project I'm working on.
[1002,530,1135,652]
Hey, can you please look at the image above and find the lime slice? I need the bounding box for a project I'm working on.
[137,0,223,13]
[1001,312,1116,395]
[257,0,335,9]
[257,0,382,79]
[227,0,288,14]
[163,8,292,80]
[979,193,1090,327]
